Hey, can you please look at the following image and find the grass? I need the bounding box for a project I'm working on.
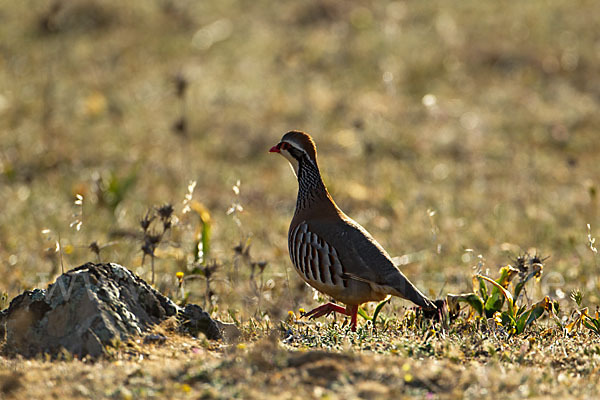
[1,0,600,398]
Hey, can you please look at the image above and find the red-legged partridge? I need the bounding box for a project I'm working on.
[270,131,438,331]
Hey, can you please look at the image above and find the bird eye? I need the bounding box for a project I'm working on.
[280,142,290,151]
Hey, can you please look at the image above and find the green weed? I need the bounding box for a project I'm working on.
[448,254,558,335]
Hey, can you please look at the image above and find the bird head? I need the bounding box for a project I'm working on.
[269,131,318,177]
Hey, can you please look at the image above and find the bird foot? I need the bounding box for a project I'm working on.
[302,303,359,332]
[303,302,347,319]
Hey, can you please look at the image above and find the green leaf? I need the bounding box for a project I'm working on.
[515,297,550,334]
[513,280,526,301]
[484,292,505,318]
[228,309,240,326]
[515,310,531,333]
[522,304,546,333]
[103,168,138,211]
[200,218,211,263]
[372,297,391,328]
[476,274,515,318]
[496,266,518,287]
[190,202,212,265]
[447,293,484,316]
[357,307,371,321]
[552,300,560,315]
[481,267,518,317]
[501,311,516,328]
[583,316,600,334]
[476,276,488,301]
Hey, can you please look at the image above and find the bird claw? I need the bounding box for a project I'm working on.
[302,303,347,320]
[306,310,330,320]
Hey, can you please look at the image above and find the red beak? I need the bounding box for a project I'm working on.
[269,144,281,153]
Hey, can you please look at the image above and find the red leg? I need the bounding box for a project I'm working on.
[347,305,358,332]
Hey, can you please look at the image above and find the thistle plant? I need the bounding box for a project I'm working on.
[88,240,117,262]
[172,72,188,137]
[140,204,174,284]
[232,239,269,315]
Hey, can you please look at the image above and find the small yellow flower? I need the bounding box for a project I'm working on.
[236,343,246,350]
[64,244,74,255]
[404,373,413,383]
[181,384,191,393]
[402,363,410,372]
[288,310,296,320]
[299,308,305,315]
[176,271,184,280]
[83,91,107,116]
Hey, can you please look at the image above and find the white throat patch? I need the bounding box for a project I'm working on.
[281,149,299,177]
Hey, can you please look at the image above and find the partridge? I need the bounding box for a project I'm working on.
[270,131,438,331]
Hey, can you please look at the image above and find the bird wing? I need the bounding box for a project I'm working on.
[304,217,436,309]
[288,221,349,290]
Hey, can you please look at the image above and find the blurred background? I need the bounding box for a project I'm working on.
[1,0,599,318]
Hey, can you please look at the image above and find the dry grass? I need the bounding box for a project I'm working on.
[1,0,600,398]
[1,325,599,399]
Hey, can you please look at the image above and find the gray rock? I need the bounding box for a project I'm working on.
[0,263,235,358]
[178,304,222,339]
